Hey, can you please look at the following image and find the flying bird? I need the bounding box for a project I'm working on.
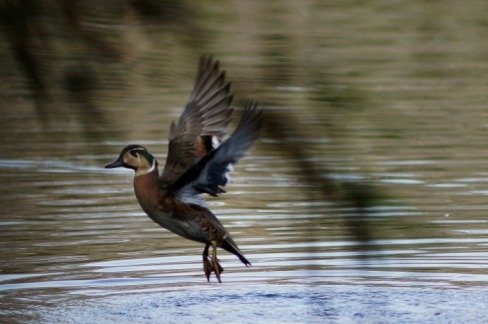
[105,56,262,282]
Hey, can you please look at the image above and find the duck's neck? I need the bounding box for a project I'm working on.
[133,168,162,214]
[135,158,157,177]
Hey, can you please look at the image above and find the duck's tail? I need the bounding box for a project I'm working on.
[222,237,251,266]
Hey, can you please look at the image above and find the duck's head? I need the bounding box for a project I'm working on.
[105,144,158,176]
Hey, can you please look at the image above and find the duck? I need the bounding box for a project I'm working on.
[105,56,262,283]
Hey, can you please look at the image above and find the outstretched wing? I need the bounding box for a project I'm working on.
[171,102,262,205]
[160,56,233,185]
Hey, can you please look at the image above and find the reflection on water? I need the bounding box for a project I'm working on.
[2,0,488,322]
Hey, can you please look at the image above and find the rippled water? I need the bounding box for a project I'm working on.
[1,1,488,322]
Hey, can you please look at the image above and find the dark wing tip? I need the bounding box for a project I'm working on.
[199,55,218,69]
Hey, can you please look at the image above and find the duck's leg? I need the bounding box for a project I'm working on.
[203,243,212,282]
[210,240,224,283]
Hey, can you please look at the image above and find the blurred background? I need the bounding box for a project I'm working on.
[1,0,488,322]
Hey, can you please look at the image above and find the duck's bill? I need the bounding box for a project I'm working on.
[105,159,124,169]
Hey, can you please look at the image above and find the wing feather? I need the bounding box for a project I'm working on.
[171,102,262,204]
[160,56,233,185]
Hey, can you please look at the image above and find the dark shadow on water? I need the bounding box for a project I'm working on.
[263,109,380,251]
[63,63,107,142]
[0,0,51,126]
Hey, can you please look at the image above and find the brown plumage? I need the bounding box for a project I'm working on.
[160,56,234,186]
[105,56,262,282]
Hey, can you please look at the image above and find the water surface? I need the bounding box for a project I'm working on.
[1,1,488,322]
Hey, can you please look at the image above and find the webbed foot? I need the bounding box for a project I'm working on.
[202,242,224,283]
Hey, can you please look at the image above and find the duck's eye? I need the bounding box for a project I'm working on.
[129,150,138,157]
